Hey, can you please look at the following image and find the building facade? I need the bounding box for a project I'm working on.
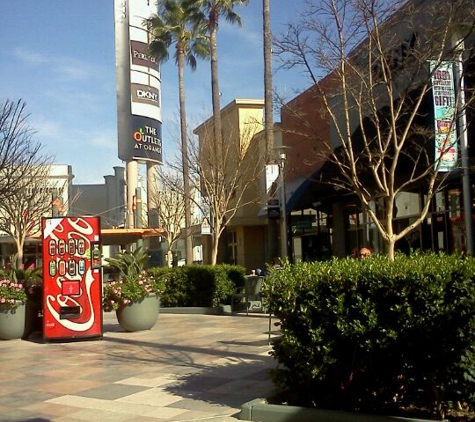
[193,99,271,271]
[279,0,475,260]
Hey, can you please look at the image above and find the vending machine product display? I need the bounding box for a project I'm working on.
[42,216,103,341]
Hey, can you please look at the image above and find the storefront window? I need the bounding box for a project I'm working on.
[345,192,423,255]
[290,209,331,262]
[447,189,465,252]
[227,231,237,265]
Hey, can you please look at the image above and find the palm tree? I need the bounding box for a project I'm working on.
[186,0,249,168]
[147,0,209,265]
[185,0,249,265]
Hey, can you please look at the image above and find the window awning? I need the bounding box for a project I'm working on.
[258,176,315,218]
[100,228,163,245]
[27,227,164,246]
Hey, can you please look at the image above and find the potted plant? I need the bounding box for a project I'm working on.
[0,273,28,340]
[7,256,43,338]
[103,247,165,331]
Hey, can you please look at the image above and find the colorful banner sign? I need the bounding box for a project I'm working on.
[430,61,458,172]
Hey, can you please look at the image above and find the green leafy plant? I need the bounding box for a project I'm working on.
[0,257,40,309]
[263,252,475,420]
[103,248,165,312]
[157,264,243,307]
[11,263,43,307]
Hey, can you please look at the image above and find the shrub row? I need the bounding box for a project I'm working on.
[148,264,245,307]
[262,253,475,420]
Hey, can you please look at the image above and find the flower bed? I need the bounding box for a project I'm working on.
[0,278,27,309]
[103,247,164,312]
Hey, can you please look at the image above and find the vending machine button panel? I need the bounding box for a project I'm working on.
[61,280,80,296]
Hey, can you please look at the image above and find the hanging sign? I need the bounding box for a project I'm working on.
[430,61,458,172]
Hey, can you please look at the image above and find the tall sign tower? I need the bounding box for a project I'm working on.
[114,0,161,228]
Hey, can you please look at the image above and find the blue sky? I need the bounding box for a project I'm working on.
[0,1,311,184]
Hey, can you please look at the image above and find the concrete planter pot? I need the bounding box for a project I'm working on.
[0,302,26,340]
[116,294,160,332]
[239,399,447,422]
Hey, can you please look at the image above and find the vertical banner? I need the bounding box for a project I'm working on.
[42,217,103,341]
[430,61,458,172]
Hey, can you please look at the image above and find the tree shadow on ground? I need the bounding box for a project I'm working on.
[100,324,278,411]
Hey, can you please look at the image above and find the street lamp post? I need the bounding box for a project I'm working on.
[454,38,474,255]
[274,147,289,260]
[279,152,287,259]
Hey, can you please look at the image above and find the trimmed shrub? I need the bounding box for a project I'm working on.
[149,264,245,308]
[262,252,475,420]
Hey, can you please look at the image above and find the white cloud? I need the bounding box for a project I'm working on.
[90,130,117,148]
[12,47,48,65]
[55,61,95,81]
[11,46,102,82]
[30,116,63,141]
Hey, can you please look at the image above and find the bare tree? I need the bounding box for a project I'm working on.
[0,99,56,266]
[148,170,186,267]
[190,117,266,264]
[0,164,60,268]
[274,0,475,259]
[0,100,50,200]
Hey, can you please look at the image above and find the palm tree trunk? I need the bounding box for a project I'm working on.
[178,49,194,265]
[209,20,223,174]
[207,19,225,266]
[263,0,274,163]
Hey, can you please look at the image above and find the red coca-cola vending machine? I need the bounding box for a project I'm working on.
[42,216,103,341]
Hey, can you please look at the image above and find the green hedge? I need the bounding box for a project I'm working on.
[148,264,245,307]
[262,253,475,420]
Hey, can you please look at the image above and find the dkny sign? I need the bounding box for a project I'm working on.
[131,83,160,106]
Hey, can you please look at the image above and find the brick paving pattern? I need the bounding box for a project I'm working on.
[0,312,276,421]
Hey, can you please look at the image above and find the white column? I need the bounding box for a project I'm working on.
[126,160,138,229]
[147,162,160,228]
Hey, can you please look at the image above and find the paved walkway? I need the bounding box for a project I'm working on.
[0,312,277,421]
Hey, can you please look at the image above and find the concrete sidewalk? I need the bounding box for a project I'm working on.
[0,312,277,421]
